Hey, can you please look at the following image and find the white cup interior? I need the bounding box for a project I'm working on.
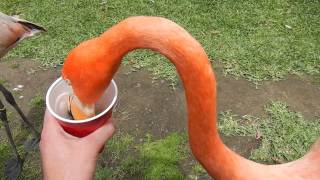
[46,77,118,123]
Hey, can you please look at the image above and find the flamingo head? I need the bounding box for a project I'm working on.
[62,37,114,105]
[62,37,117,119]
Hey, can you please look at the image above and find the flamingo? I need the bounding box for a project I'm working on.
[62,16,320,179]
[0,11,45,179]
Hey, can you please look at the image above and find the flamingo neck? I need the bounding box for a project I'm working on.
[97,17,248,178]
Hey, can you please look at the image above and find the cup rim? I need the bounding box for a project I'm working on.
[46,77,118,124]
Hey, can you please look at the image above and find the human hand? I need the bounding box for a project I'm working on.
[40,109,115,180]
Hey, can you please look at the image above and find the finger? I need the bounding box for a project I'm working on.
[43,109,84,140]
[43,109,64,130]
[41,109,65,138]
[40,109,64,150]
[83,119,115,148]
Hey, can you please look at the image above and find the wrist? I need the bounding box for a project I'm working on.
[42,153,97,180]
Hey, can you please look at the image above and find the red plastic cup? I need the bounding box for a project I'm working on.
[46,77,118,137]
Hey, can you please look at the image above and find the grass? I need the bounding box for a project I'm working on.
[95,101,320,179]
[0,110,40,179]
[0,94,45,179]
[0,79,7,85]
[1,0,319,84]
[28,94,46,126]
[21,152,42,179]
[139,133,186,179]
[0,142,11,178]
[1,100,319,179]
[29,94,45,109]
[95,132,188,179]
[218,101,320,163]
[191,163,207,178]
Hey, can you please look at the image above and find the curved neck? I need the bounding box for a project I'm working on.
[98,17,248,178]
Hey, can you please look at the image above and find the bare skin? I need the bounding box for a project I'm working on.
[40,110,114,180]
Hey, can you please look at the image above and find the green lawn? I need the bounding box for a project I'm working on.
[1,98,318,179]
[1,0,319,84]
[219,101,320,164]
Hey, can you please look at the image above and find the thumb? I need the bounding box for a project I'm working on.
[84,119,115,148]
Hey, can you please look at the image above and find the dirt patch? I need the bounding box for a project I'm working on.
[0,59,60,140]
[0,59,319,160]
[113,66,187,138]
[213,64,320,120]
[0,59,60,116]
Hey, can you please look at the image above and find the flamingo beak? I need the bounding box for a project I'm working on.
[62,78,95,120]
[67,95,95,120]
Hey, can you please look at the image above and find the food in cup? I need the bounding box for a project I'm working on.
[68,95,95,120]
[46,77,117,137]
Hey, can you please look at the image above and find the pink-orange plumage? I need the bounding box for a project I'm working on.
[62,16,320,179]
